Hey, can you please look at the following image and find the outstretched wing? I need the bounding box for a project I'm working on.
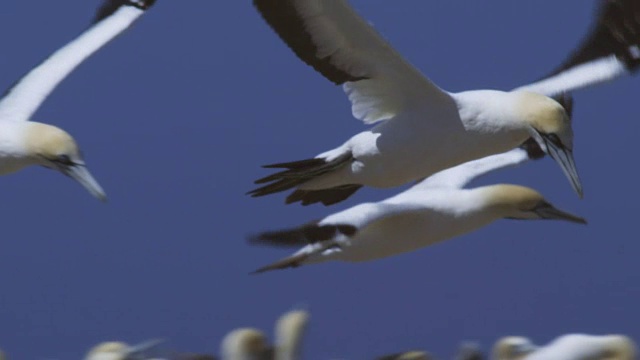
[253,0,453,125]
[0,0,156,122]
[516,0,640,96]
[408,141,540,191]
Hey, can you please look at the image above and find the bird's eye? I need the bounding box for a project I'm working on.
[53,154,74,166]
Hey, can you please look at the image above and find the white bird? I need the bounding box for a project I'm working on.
[273,309,309,360]
[524,334,636,360]
[249,0,640,206]
[0,0,156,201]
[84,339,164,360]
[492,337,538,360]
[376,351,434,360]
[221,328,273,360]
[249,140,585,273]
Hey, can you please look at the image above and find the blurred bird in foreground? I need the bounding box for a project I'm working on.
[376,351,433,360]
[525,334,636,360]
[221,328,273,360]
[84,339,164,360]
[492,337,538,360]
[274,309,309,360]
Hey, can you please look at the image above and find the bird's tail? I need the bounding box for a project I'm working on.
[249,222,358,274]
[248,152,361,206]
[251,252,310,274]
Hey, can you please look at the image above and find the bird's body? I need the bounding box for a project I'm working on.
[525,334,637,360]
[301,90,539,191]
[251,144,585,273]
[250,0,640,205]
[0,0,156,200]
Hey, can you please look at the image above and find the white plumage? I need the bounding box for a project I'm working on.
[0,0,155,200]
[249,0,640,206]
[250,142,585,273]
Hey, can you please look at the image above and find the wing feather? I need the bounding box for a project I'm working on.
[253,0,451,125]
[0,0,155,122]
[517,0,640,96]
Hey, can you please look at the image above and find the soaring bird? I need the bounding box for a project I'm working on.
[250,140,585,273]
[249,0,639,206]
[0,0,156,201]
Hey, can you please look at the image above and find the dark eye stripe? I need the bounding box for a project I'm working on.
[52,154,74,166]
[545,133,563,147]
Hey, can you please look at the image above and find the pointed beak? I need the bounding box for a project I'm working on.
[61,164,107,202]
[542,137,583,199]
[535,205,587,224]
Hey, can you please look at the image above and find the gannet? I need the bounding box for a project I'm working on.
[84,339,164,360]
[455,342,485,360]
[0,0,156,201]
[249,141,586,273]
[525,334,636,360]
[492,337,538,360]
[249,0,640,206]
[376,351,434,360]
[274,309,309,360]
[221,328,273,360]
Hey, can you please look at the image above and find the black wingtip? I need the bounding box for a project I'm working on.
[248,153,355,203]
[549,0,640,75]
[286,185,363,206]
[93,0,157,24]
[248,222,357,249]
[252,0,369,84]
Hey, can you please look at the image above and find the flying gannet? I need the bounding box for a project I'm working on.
[249,140,586,273]
[249,0,640,206]
[0,0,156,201]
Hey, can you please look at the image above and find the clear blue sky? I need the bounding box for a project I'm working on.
[0,1,637,359]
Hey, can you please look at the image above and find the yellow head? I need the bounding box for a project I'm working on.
[84,342,129,360]
[483,184,586,224]
[514,92,582,198]
[221,328,272,360]
[492,336,538,360]
[24,122,106,201]
[275,310,309,360]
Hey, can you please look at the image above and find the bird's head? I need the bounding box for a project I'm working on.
[484,184,586,224]
[492,336,538,360]
[84,342,129,360]
[514,91,582,198]
[26,122,106,201]
[221,328,273,360]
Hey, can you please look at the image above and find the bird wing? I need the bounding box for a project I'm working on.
[515,0,640,96]
[253,0,452,125]
[408,146,530,191]
[0,0,156,122]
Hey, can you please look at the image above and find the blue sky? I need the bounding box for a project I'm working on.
[0,1,638,359]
